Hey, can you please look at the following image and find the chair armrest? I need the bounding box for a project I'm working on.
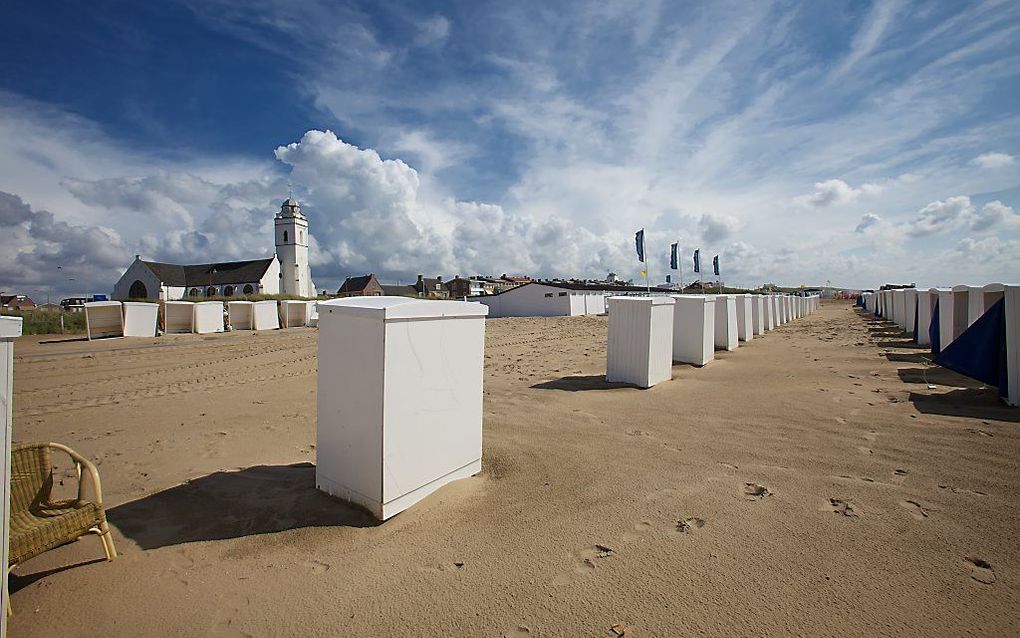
[46,442,105,510]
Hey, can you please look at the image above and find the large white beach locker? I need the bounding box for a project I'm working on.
[83,301,124,340]
[193,302,224,334]
[734,294,753,342]
[671,295,715,366]
[714,295,738,351]
[606,296,675,388]
[122,302,159,337]
[316,297,488,520]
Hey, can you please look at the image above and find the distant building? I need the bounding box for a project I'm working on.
[475,281,676,318]
[112,196,315,300]
[413,275,449,299]
[60,297,89,313]
[445,275,488,298]
[336,274,385,297]
[0,294,35,310]
[380,283,418,297]
[500,274,531,286]
[114,256,280,300]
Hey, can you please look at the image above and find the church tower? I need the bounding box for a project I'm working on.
[274,195,313,297]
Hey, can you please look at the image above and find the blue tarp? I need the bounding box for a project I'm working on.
[935,298,1007,397]
[930,298,940,355]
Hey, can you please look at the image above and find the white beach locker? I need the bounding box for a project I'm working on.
[316,297,488,520]
[773,296,783,325]
[714,295,738,351]
[252,301,279,331]
[84,301,124,340]
[764,295,775,330]
[734,294,753,342]
[164,302,194,334]
[1,316,22,635]
[951,285,974,339]
[902,289,917,334]
[280,300,311,328]
[228,301,254,330]
[193,302,224,334]
[751,295,765,335]
[606,296,674,388]
[915,290,936,345]
[671,295,715,366]
[122,302,158,337]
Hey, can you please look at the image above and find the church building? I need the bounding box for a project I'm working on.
[113,197,315,300]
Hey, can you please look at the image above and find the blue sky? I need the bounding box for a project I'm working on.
[2,0,1019,298]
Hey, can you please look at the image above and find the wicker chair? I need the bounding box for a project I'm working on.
[7,442,116,614]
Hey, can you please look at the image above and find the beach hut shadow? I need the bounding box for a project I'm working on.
[885,352,932,364]
[531,375,639,391]
[908,389,1020,423]
[107,462,378,550]
[896,366,974,387]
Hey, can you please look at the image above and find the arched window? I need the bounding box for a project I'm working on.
[128,280,148,299]
[206,286,217,297]
[223,285,234,296]
[243,284,254,295]
[188,288,199,297]
[299,230,304,243]
[283,230,288,243]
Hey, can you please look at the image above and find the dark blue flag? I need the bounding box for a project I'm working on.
[693,249,700,273]
[712,255,720,276]
[670,242,678,270]
[635,229,645,263]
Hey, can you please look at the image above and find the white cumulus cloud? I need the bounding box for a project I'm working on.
[972,152,1016,169]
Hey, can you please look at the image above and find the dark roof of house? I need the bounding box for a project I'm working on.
[380,284,418,297]
[337,274,380,294]
[140,258,275,287]
[1,295,35,307]
[474,281,679,298]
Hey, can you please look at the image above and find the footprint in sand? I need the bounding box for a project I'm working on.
[899,499,929,520]
[863,431,879,442]
[717,462,739,470]
[938,484,987,496]
[964,557,996,585]
[304,559,331,575]
[621,521,653,542]
[825,498,858,518]
[967,428,994,438]
[676,517,706,533]
[744,483,771,500]
[892,468,908,485]
[834,417,846,425]
[626,429,652,437]
[857,446,874,455]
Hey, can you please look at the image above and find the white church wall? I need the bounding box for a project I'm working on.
[260,258,281,295]
[113,258,162,300]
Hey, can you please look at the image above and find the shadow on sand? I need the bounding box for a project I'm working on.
[108,463,378,550]
[37,336,89,345]
[885,352,933,364]
[909,389,1020,424]
[9,558,106,594]
[531,375,639,392]
[896,366,977,388]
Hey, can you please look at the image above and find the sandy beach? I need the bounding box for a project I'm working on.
[7,301,1019,636]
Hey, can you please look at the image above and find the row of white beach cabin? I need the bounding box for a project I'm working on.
[860,284,1018,407]
[606,293,820,388]
[82,299,319,339]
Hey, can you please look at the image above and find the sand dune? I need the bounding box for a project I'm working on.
[8,302,1020,636]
